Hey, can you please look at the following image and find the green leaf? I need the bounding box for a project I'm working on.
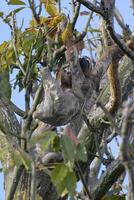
[8,0,26,5]
[0,12,4,17]
[13,6,25,13]
[51,164,68,185]
[52,135,61,152]
[30,131,56,151]
[102,194,126,200]
[60,135,76,163]
[51,164,76,197]
[88,28,101,33]
[64,171,76,198]
[61,22,72,44]
[0,168,3,173]
[7,7,25,18]
[22,31,36,54]
[54,180,66,195]
[0,41,8,53]
[41,0,58,16]
[75,143,87,162]
[6,46,16,63]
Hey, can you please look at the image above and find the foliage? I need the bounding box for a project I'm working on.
[0,0,133,200]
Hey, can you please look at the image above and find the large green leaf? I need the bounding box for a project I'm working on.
[51,164,76,197]
[60,135,76,163]
[61,22,72,44]
[8,0,26,5]
[51,163,68,185]
[41,0,58,16]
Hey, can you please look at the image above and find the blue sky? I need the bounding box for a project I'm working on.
[0,0,134,199]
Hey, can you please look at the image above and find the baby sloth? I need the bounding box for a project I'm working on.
[61,57,97,91]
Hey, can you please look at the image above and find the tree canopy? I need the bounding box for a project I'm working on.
[0,1,134,200]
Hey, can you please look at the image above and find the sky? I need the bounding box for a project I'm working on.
[0,0,134,199]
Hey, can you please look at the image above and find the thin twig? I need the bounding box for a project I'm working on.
[37,2,42,15]
[114,7,131,36]
[75,11,94,43]
[28,0,40,23]
[58,0,61,13]
[72,2,81,30]
[30,161,36,200]
[11,12,26,75]
[75,162,92,200]
[83,114,106,165]
[23,29,41,86]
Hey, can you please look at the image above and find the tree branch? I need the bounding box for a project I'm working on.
[28,0,40,24]
[76,0,104,16]
[106,23,134,61]
[92,158,124,200]
[6,165,24,200]
[120,98,134,200]
[72,3,81,30]
[77,0,134,61]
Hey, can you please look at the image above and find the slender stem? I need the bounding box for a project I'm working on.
[114,7,131,35]
[75,10,94,43]
[30,162,36,200]
[83,115,105,164]
[11,13,26,75]
[28,0,40,24]
[37,2,42,15]
[58,0,61,13]
[72,3,81,30]
[75,162,92,200]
